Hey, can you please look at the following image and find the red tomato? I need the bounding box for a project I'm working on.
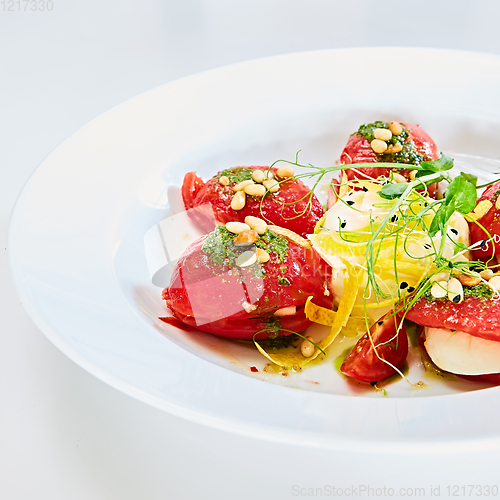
[406,295,500,343]
[339,122,439,197]
[340,313,408,382]
[469,180,500,260]
[163,231,333,340]
[181,166,323,237]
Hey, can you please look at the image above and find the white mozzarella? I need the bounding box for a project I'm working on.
[425,327,500,375]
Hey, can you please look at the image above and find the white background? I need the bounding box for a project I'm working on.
[3,1,500,499]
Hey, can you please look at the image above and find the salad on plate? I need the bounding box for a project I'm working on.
[160,120,500,389]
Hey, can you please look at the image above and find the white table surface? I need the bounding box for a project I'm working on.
[3,2,500,499]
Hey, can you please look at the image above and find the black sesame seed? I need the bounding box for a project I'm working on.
[346,200,355,206]
[450,228,459,236]
[400,281,408,289]
[370,381,378,386]
[340,220,347,229]
[424,244,431,249]
[452,294,461,303]
[390,215,398,222]
[407,286,415,293]
[378,321,384,326]
[448,261,454,268]
[362,187,368,192]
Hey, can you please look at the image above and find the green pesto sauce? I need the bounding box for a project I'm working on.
[201,225,239,267]
[217,167,253,184]
[380,142,423,165]
[257,335,298,352]
[201,227,289,272]
[464,283,494,300]
[423,281,494,303]
[254,229,289,263]
[255,316,286,342]
[278,276,291,286]
[356,120,423,166]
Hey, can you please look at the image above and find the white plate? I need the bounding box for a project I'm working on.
[9,48,500,452]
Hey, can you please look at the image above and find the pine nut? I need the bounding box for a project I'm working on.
[252,170,266,183]
[225,221,250,234]
[388,121,403,136]
[392,173,407,183]
[244,183,266,197]
[371,139,388,154]
[447,278,464,304]
[456,273,481,287]
[263,178,280,193]
[274,306,297,317]
[410,169,417,180]
[430,271,449,283]
[488,275,500,291]
[276,165,295,179]
[235,250,257,267]
[219,175,229,186]
[233,229,259,246]
[496,196,500,211]
[480,269,494,281]
[245,215,267,235]
[391,142,403,153]
[233,180,254,192]
[373,128,392,141]
[431,280,448,299]
[300,336,315,357]
[254,247,270,263]
[231,190,246,210]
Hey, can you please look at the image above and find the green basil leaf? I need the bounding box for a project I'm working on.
[420,154,454,172]
[378,182,409,200]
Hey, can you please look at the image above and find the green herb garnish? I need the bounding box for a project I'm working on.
[255,229,288,263]
[217,167,253,184]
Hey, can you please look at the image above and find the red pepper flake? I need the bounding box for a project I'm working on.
[250,366,259,373]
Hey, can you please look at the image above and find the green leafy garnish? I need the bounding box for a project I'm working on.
[378,182,410,200]
[429,172,477,237]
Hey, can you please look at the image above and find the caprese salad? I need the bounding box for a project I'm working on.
[161,120,500,387]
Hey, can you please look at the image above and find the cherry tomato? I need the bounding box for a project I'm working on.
[181,166,323,237]
[163,231,333,340]
[340,312,408,382]
[339,122,439,197]
[469,179,500,260]
[406,294,500,343]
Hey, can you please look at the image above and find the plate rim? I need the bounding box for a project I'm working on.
[9,47,500,451]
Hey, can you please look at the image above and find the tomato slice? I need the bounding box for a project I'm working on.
[181,166,323,237]
[339,122,439,197]
[163,230,333,339]
[406,294,500,343]
[340,312,408,382]
[469,179,500,260]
